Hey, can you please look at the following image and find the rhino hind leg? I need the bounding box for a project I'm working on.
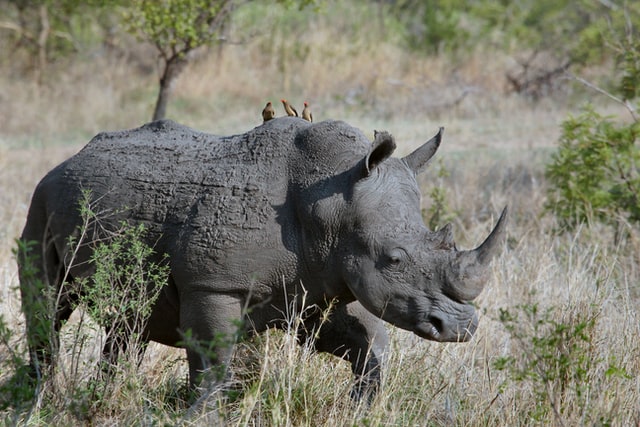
[299,301,389,404]
[179,291,244,391]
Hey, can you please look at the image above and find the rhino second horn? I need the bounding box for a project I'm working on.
[434,223,455,249]
[449,207,508,301]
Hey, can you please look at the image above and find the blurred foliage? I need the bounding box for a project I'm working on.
[615,28,640,102]
[391,0,640,98]
[423,159,458,231]
[392,0,640,63]
[0,0,121,76]
[392,0,472,55]
[545,17,640,232]
[545,106,640,231]
[470,0,604,61]
[1,0,639,114]
[2,0,636,68]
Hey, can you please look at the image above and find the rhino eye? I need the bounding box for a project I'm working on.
[387,248,407,266]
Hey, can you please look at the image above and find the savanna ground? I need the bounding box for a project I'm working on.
[1,2,640,425]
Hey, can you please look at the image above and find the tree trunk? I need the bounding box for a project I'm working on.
[152,74,171,121]
[36,4,50,86]
[152,54,188,121]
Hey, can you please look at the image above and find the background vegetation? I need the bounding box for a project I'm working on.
[1,0,639,425]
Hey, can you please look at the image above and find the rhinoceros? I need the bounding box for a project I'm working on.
[18,117,506,400]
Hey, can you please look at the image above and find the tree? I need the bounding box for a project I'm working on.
[122,0,318,121]
[123,0,236,121]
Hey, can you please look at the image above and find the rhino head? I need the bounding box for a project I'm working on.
[338,128,507,342]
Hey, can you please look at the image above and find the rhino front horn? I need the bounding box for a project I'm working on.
[471,206,508,265]
[448,207,508,301]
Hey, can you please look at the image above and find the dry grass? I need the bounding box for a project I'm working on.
[0,2,575,148]
[1,1,640,425]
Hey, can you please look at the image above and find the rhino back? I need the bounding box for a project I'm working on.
[38,119,305,264]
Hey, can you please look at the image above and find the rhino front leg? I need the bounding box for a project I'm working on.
[179,292,244,390]
[301,301,389,403]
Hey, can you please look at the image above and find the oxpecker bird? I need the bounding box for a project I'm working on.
[281,99,298,117]
[302,101,313,122]
[262,102,276,122]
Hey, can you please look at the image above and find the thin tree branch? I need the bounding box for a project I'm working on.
[0,20,25,34]
[569,73,638,121]
[596,0,619,11]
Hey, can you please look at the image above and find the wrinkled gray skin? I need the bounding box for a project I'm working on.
[19,117,507,401]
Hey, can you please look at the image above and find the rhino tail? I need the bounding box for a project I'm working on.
[18,198,73,377]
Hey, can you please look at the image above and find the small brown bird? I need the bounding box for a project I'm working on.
[262,101,276,122]
[301,101,313,122]
[281,99,298,117]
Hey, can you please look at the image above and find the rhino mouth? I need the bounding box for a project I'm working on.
[414,317,444,341]
[414,316,473,342]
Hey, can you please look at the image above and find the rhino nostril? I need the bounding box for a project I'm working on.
[428,316,444,334]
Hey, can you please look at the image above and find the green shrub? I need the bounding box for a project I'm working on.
[494,302,629,425]
[392,0,472,55]
[423,159,458,231]
[4,192,172,423]
[68,197,170,417]
[544,106,640,230]
[0,314,35,415]
[545,20,640,232]
[79,221,168,349]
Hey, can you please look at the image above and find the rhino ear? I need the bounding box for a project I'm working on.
[365,131,396,174]
[402,127,443,175]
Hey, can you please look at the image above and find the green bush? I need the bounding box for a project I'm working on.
[545,106,640,230]
[0,314,35,415]
[545,19,640,232]
[70,196,169,412]
[3,193,172,423]
[494,302,629,424]
[391,0,472,55]
[423,159,458,231]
